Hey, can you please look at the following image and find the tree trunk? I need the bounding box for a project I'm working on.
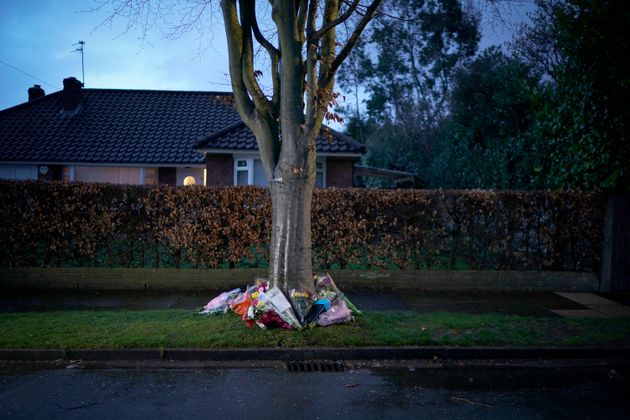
[268,177,314,298]
[217,0,383,318]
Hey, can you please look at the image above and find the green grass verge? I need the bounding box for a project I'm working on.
[1,310,629,349]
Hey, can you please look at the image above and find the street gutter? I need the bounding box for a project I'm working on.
[2,346,630,362]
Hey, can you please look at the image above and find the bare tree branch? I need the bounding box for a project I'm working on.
[308,0,340,133]
[304,0,320,135]
[238,0,273,116]
[249,2,281,112]
[310,0,360,41]
[220,0,255,122]
[296,0,309,42]
[320,0,383,88]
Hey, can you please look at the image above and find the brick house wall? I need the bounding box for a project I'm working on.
[205,154,358,187]
[205,154,233,186]
[326,157,358,188]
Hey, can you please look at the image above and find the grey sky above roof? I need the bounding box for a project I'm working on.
[0,87,364,165]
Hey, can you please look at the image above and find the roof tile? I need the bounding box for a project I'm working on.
[0,88,364,165]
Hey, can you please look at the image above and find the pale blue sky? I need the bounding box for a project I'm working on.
[0,0,231,109]
[0,0,534,112]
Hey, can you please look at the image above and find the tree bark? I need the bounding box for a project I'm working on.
[268,177,315,297]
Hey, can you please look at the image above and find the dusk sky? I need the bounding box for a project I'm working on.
[0,0,534,117]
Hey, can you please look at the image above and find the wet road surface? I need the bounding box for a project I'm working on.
[1,364,628,419]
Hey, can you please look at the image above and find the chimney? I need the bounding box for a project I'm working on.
[61,76,83,112]
[28,84,45,101]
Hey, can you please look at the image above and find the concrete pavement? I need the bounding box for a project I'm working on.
[5,289,629,318]
[553,292,630,318]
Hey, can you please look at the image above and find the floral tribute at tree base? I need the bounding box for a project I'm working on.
[198,273,360,329]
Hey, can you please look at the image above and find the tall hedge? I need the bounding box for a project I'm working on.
[0,180,605,271]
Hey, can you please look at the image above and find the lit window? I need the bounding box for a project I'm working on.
[183,176,196,186]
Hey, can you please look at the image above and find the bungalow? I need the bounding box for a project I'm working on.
[0,77,364,187]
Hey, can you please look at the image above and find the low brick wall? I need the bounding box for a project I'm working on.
[0,268,599,292]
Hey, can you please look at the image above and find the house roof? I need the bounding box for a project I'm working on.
[0,87,364,166]
[195,121,365,156]
[354,165,417,185]
[0,89,241,165]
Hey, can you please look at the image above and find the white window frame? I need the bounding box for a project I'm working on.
[234,157,254,185]
[233,155,326,187]
[315,159,326,188]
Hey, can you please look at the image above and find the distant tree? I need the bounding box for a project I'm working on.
[510,0,566,82]
[338,0,480,185]
[434,47,542,189]
[345,0,479,125]
[516,0,630,190]
[98,0,384,310]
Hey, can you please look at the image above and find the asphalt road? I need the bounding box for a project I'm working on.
[1,364,629,419]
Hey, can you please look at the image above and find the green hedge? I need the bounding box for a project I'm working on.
[0,181,605,271]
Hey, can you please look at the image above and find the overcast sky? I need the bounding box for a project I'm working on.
[0,0,535,112]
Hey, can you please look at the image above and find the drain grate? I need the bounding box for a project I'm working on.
[286,361,345,373]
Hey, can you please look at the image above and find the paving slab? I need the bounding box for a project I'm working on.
[586,304,630,317]
[552,292,630,318]
[345,291,411,311]
[398,291,585,317]
[555,292,618,305]
[549,309,608,318]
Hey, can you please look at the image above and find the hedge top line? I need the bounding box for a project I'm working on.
[0,181,605,272]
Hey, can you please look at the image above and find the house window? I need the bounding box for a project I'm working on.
[62,166,74,183]
[0,164,38,180]
[235,159,249,185]
[38,165,62,181]
[234,158,268,186]
[158,167,177,186]
[234,157,325,187]
[253,159,268,186]
[143,168,157,185]
[316,161,325,188]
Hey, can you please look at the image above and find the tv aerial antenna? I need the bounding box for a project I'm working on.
[72,40,86,86]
